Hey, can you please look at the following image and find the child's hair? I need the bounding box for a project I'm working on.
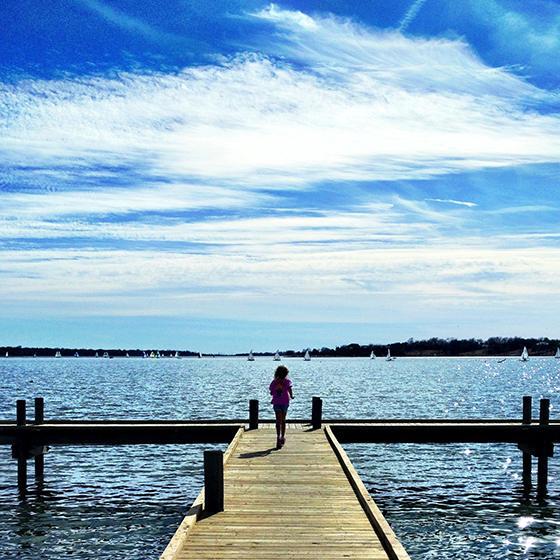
[274,365,289,379]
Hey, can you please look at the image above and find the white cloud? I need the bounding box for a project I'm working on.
[2,6,560,334]
[427,199,477,207]
[1,239,559,317]
[2,9,560,194]
[0,183,270,219]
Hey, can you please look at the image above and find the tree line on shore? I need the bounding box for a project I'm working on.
[298,336,560,358]
[2,336,560,358]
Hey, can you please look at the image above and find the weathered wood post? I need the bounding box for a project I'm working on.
[17,400,26,426]
[204,450,224,513]
[16,400,27,493]
[249,399,259,430]
[537,398,551,499]
[312,397,322,430]
[34,398,44,479]
[522,396,532,488]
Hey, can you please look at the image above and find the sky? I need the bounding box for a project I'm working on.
[1,0,560,353]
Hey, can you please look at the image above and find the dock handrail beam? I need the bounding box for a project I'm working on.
[1,396,556,497]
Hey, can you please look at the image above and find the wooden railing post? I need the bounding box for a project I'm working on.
[249,400,259,430]
[34,398,45,479]
[204,450,224,513]
[16,400,27,494]
[34,397,44,424]
[537,398,550,499]
[522,396,532,488]
[17,400,26,426]
[312,397,322,430]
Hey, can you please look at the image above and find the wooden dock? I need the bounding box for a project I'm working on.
[160,424,409,560]
[2,395,558,557]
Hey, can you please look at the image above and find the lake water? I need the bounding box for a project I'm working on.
[1,356,560,559]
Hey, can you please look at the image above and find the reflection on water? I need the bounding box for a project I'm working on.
[0,444,225,559]
[1,356,560,558]
[345,441,560,559]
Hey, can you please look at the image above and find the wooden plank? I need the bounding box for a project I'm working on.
[159,427,245,560]
[325,425,411,560]
[165,427,399,560]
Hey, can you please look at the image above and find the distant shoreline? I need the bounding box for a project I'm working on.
[2,336,559,359]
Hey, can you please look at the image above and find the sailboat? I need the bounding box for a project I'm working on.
[273,350,281,361]
[247,350,255,361]
[386,349,395,361]
[95,352,99,358]
[555,347,560,359]
[174,351,181,359]
[198,352,202,359]
[304,349,311,361]
[370,351,376,359]
[103,351,110,358]
[74,352,79,357]
[55,351,62,358]
[520,347,529,362]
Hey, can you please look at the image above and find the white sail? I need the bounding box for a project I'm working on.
[273,350,280,361]
[304,349,311,361]
[370,351,376,359]
[198,352,202,358]
[555,347,560,359]
[520,347,529,361]
[386,348,395,361]
[55,351,62,358]
[248,350,255,361]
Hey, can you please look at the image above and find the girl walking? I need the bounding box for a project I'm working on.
[269,365,294,449]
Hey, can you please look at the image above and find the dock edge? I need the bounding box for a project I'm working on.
[325,425,412,560]
[159,426,246,560]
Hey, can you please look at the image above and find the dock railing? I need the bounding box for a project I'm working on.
[1,395,558,499]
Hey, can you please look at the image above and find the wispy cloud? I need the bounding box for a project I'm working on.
[399,0,429,32]
[2,45,560,196]
[75,0,181,43]
[469,0,560,85]
[427,199,477,207]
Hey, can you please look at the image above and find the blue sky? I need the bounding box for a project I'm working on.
[1,0,560,353]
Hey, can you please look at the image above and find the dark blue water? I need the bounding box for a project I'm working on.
[1,356,560,558]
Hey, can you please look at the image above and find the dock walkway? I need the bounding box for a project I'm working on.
[161,424,409,560]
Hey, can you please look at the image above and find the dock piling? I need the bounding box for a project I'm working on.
[312,396,323,429]
[16,400,27,494]
[34,398,45,479]
[522,396,532,488]
[204,450,224,513]
[34,398,44,425]
[537,398,551,499]
[249,399,259,430]
[16,400,26,426]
